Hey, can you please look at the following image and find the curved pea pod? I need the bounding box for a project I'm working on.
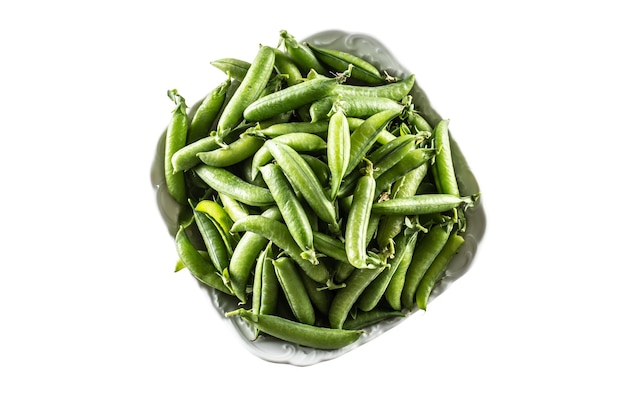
[243,76,338,122]
[374,148,437,196]
[230,215,330,284]
[371,194,478,216]
[328,264,387,329]
[226,308,364,350]
[265,141,339,233]
[305,42,386,85]
[279,30,327,76]
[164,89,189,205]
[273,257,316,325]
[195,199,237,247]
[260,163,318,264]
[175,225,231,295]
[228,207,282,303]
[416,231,465,310]
[194,165,274,207]
[197,133,264,167]
[250,132,327,180]
[216,45,275,137]
[172,135,223,173]
[401,222,454,309]
[188,77,232,143]
[190,202,231,274]
[346,108,403,176]
[210,58,251,81]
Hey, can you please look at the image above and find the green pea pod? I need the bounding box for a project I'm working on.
[273,48,303,87]
[273,257,316,325]
[197,133,264,167]
[279,30,327,76]
[376,163,429,249]
[371,194,477,216]
[226,309,363,350]
[228,207,282,303]
[347,117,397,145]
[265,141,339,233]
[301,275,333,317]
[230,215,330,284]
[401,222,453,309]
[260,163,317,264]
[300,154,330,188]
[195,199,237,248]
[255,120,330,138]
[327,101,351,200]
[384,231,420,310]
[218,192,249,223]
[191,204,231,274]
[328,264,387,329]
[243,76,338,122]
[374,148,436,196]
[216,46,275,137]
[194,165,274,207]
[333,74,415,101]
[259,244,279,316]
[188,77,232,143]
[406,111,433,134]
[342,309,405,331]
[416,231,465,310]
[172,135,223,173]
[310,96,404,122]
[210,58,251,81]
[345,166,379,269]
[346,108,403,176]
[358,231,416,311]
[164,89,189,205]
[305,42,386,85]
[250,132,327,180]
[432,119,461,199]
[175,225,231,295]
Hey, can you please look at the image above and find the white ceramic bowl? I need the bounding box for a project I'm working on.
[151,30,486,366]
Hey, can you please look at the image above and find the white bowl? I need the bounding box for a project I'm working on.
[151,30,486,366]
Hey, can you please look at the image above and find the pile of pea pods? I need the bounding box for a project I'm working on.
[164,30,479,350]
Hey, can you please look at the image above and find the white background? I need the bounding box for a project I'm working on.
[1,1,624,415]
